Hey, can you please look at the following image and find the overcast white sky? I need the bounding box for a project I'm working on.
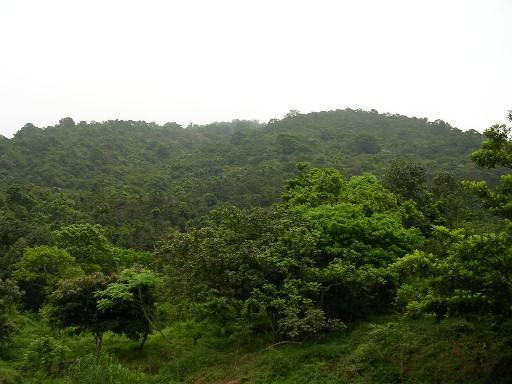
[0,0,510,137]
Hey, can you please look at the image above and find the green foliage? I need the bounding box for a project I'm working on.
[431,172,475,227]
[13,246,78,284]
[351,133,381,154]
[466,175,512,219]
[49,268,159,352]
[1,110,511,383]
[0,184,87,278]
[467,115,512,219]
[383,158,428,203]
[68,353,147,384]
[13,246,82,310]
[95,267,160,348]
[158,168,422,341]
[471,122,512,169]
[154,315,511,384]
[282,166,344,207]
[387,113,512,319]
[0,110,501,252]
[254,353,341,384]
[158,206,328,340]
[0,278,21,345]
[284,167,422,321]
[394,225,512,318]
[23,336,70,376]
[53,224,116,272]
[155,344,224,383]
[49,273,114,351]
[111,248,154,270]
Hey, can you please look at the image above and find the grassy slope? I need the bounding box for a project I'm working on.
[2,314,509,384]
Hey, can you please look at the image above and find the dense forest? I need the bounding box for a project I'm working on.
[1,109,511,383]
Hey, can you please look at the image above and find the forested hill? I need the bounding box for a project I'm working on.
[0,109,501,249]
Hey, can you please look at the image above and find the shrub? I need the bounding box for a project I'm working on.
[23,336,70,376]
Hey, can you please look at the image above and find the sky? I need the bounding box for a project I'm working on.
[0,0,510,137]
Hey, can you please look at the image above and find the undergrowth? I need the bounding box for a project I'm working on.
[1,314,510,384]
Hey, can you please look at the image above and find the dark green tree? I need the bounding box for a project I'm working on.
[49,273,114,353]
[95,266,160,349]
[158,206,332,340]
[383,158,428,204]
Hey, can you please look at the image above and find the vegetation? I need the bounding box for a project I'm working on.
[0,109,511,383]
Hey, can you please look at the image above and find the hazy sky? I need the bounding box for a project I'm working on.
[0,0,510,137]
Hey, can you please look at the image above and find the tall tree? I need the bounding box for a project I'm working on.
[49,273,114,353]
[95,266,160,350]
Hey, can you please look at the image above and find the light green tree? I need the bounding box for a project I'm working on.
[13,245,82,310]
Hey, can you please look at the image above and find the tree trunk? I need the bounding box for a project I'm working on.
[266,308,278,341]
[95,332,103,354]
[138,332,148,350]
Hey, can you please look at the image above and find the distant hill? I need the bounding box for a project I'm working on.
[0,109,501,248]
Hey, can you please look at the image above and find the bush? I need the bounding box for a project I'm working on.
[23,336,70,376]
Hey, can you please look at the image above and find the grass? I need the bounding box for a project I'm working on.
[1,314,510,384]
